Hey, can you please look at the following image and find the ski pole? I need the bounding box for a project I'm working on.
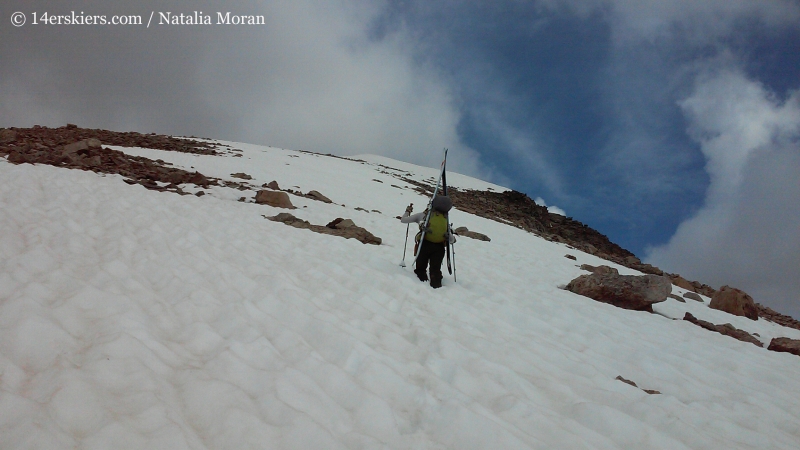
[451,223,457,282]
[400,203,413,267]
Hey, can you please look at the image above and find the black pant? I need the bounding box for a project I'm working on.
[416,240,446,283]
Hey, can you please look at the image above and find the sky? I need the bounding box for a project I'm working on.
[2,0,799,317]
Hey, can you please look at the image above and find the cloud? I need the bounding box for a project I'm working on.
[0,0,489,180]
[534,197,567,217]
[646,69,800,317]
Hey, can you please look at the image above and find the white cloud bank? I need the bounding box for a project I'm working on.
[0,0,490,182]
[647,69,800,317]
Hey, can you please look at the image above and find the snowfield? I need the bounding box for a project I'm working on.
[1,141,799,449]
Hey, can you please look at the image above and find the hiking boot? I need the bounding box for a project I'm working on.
[430,277,442,289]
[415,269,428,282]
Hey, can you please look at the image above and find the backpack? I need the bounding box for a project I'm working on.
[424,211,448,243]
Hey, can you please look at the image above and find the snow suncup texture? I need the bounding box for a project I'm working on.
[1,139,800,449]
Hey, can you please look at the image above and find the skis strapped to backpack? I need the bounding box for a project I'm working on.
[441,156,456,281]
[412,148,448,263]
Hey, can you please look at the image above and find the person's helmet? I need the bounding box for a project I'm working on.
[432,195,453,213]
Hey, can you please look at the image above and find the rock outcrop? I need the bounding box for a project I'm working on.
[683,313,763,347]
[709,286,759,320]
[767,337,800,357]
[0,125,224,195]
[757,304,800,330]
[0,128,17,144]
[565,266,671,312]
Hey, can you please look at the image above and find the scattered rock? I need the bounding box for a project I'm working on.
[263,180,279,190]
[683,292,704,302]
[255,190,295,209]
[565,266,671,312]
[268,213,381,245]
[231,172,252,180]
[668,293,685,303]
[565,254,577,261]
[307,190,332,203]
[579,264,597,272]
[454,226,491,242]
[683,313,763,347]
[195,191,205,197]
[615,376,660,394]
[710,286,759,320]
[767,337,800,357]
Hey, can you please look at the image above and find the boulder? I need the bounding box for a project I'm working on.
[668,293,685,303]
[307,190,332,203]
[565,266,671,311]
[266,180,280,190]
[454,226,491,242]
[768,337,800,357]
[231,172,252,180]
[710,286,759,320]
[683,292,703,302]
[255,190,295,209]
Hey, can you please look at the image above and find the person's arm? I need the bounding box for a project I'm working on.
[400,211,426,224]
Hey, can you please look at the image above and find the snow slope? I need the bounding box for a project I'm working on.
[1,140,799,449]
